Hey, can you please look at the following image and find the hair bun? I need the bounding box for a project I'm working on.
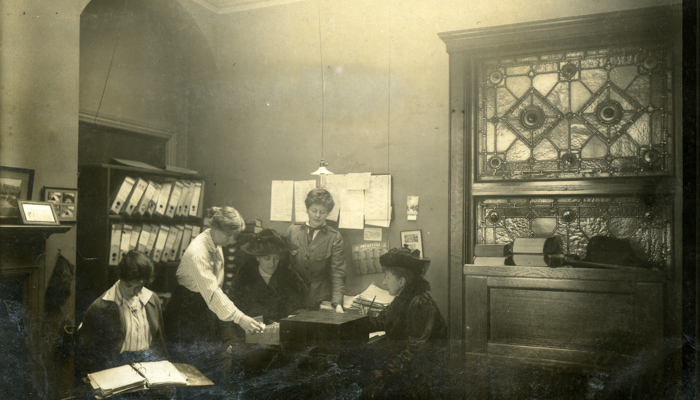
[207,206,221,218]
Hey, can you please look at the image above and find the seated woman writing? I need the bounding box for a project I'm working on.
[76,250,167,377]
[233,229,308,325]
[362,246,448,399]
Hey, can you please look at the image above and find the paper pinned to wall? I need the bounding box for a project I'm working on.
[346,172,371,190]
[366,206,392,228]
[323,174,347,222]
[294,180,317,223]
[339,189,365,229]
[365,175,391,221]
[270,180,294,221]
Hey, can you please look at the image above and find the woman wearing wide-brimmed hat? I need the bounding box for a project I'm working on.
[362,246,448,399]
[233,229,308,325]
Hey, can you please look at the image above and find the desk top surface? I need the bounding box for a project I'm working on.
[281,310,368,325]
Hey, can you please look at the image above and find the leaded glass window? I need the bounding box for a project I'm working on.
[477,45,672,180]
[475,197,671,268]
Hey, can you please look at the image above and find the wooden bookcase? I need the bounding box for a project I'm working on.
[76,164,205,320]
[439,5,682,398]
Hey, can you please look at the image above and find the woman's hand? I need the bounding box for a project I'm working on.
[335,304,345,313]
[238,315,265,335]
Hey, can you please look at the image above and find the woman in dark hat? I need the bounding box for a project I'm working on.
[232,229,308,325]
[362,246,448,399]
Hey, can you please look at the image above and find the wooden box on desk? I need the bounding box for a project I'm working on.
[280,310,369,351]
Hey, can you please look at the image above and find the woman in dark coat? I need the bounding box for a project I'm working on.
[363,246,448,399]
[233,229,308,324]
[285,188,346,312]
[76,251,167,378]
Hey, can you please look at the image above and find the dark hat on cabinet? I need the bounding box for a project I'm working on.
[379,245,431,276]
[241,229,297,255]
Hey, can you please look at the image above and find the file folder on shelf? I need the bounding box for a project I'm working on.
[122,178,149,216]
[191,226,201,244]
[137,224,152,254]
[129,224,141,251]
[110,177,135,214]
[161,226,179,263]
[109,224,123,266]
[170,225,185,261]
[146,183,162,216]
[119,225,133,263]
[165,181,184,219]
[154,183,172,217]
[180,225,193,259]
[134,181,158,217]
[176,182,192,217]
[152,225,170,263]
[145,225,159,259]
[188,182,203,217]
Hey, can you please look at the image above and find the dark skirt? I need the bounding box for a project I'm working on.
[163,285,223,347]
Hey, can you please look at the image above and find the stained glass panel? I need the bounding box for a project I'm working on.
[475,197,671,268]
[477,45,672,180]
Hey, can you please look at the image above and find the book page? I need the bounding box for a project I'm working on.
[87,364,146,392]
[132,360,188,387]
[270,180,294,221]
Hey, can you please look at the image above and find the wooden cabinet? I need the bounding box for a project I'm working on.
[439,5,682,398]
[76,164,205,319]
[463,265,663,398]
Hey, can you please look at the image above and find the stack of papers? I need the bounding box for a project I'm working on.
[86,361,188,398]
[86,365,147,398]
[348,284,395,316]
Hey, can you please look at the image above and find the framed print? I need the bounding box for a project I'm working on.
[17,201,60,226]
[400,229,424,258]
[0,166,34,220]
[42,186,78,222]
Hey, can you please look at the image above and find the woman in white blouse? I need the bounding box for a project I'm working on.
[164,206,264,349]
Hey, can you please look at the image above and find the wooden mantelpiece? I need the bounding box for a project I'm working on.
[0,224,70,397]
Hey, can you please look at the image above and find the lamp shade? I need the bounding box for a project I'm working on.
[310,160,334,175]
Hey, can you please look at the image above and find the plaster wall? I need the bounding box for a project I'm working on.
[186,0,681,316]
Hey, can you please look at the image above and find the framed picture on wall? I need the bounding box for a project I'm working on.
[0,166,35,221]
[42,186,78,222]
[17,201,60,226]
[400,229,424,258]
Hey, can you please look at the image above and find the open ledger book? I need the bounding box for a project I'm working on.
[86,360,212,399]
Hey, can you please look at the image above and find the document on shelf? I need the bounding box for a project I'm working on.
[270,180,293,222]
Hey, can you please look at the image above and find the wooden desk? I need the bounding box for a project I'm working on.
[463,265,664,399]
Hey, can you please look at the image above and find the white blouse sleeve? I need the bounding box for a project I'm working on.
[181,253,246,324]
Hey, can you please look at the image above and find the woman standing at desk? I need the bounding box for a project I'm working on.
[285,188,346,313]
[363,246,448,399]
[165,206,264,348]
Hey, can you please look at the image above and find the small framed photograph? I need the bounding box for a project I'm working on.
[0,166,34,221]
[41,187,78,222]
[17,201,60,226]
[400,229,424,258]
